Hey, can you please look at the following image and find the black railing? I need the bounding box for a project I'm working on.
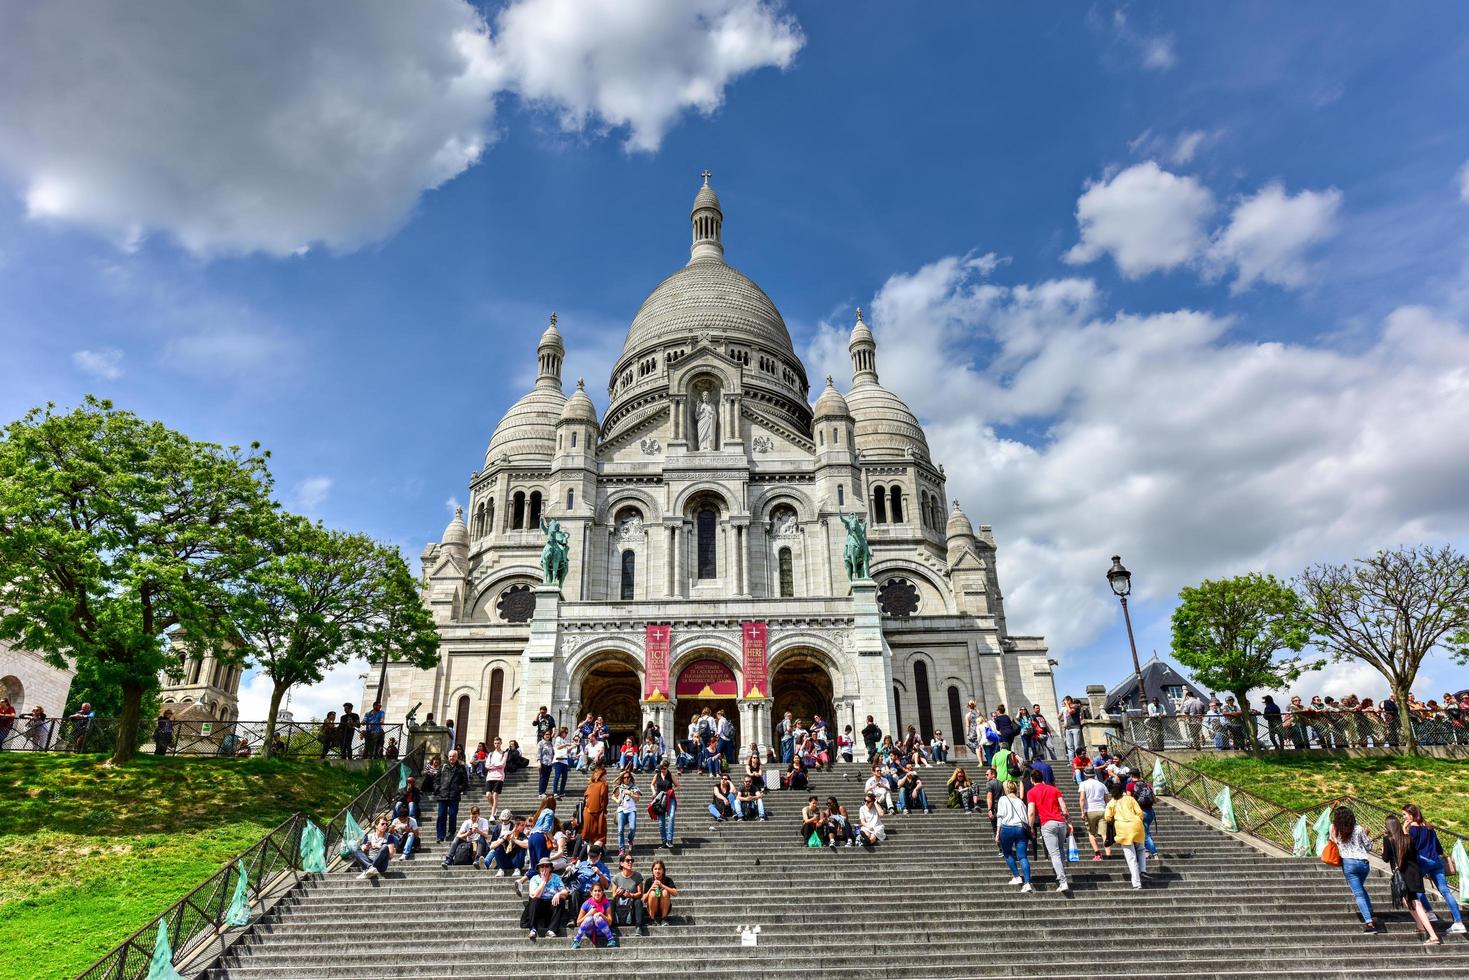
[75,813,307,980]
[322,744,427,865]
[1107,733,1467,899]
[1121,712,1469,753]
[0,718,406,759]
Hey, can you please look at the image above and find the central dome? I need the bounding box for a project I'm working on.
[619,260,795,361]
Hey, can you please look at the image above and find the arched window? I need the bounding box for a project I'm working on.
[454,695,471,752]
[486,668,505,741]
[486,497,495,534]
[832,427,839,444]
[528,491,543,528]
[947,686,964,747]
[189,655,202,685]
[571,431,578,448]
[889,486,904,524]
[696,508,718,579]
[837,484,845,506]
[913,660,934,739]
[893,685,903,737]
[512,491,526,529]
[871,485,887,524]
[818,429,824,446]
[566,488,575,509]
[778,547,794,597]
[621,550,636,600]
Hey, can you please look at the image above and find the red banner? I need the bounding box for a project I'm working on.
[644,624,671,702]
[675,659,737,698]
[741,621,768,699]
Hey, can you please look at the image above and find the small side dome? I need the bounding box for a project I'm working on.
[849,306,875,348]
[812,375,850,419]
[538,312,564,352]
[560,378,598,425]
[441,506,470,549]
[485,386,566,465]
[946,499,976,540]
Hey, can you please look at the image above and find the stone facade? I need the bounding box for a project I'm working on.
[371,177,1053,753]
[158,639,242,721]
[0,637,75,716]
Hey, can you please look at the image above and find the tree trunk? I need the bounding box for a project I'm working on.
[1234,691,1258,751]
[1394,682,1418,755]
[263,680,288,759]
[112,680,144,764]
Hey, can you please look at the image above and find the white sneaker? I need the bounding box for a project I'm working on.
[1007,876,1023,885]
[356,870,371,880]
[1021,883,1033,893]
[1448,922,1466,935]
[365,867,380,880]
[1056,882,1070,892]
[494,870,506,878]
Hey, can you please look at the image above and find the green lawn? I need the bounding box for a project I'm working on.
[1187,754,1469,836]
[0,754,375,980]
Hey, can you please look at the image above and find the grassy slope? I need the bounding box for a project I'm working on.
[1187,754,1469,835]
[0,754,374,980]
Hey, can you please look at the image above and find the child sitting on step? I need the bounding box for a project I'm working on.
[571,882,618,949]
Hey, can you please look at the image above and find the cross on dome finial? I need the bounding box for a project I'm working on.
[855,306,863,321]
[577,377,586,390]
[548,311,557,328]
[952,499,960,510]
[825,374,833,386]
[454,505,464,518]
[701,169,712,186]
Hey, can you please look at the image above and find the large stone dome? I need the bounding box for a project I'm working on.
[484,384,566,465]
[846,380,931,459]
[618,259,795,361]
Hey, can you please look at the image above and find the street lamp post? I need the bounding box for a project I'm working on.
[1107,555,1147,714]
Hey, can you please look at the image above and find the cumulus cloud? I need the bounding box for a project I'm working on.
[236,660,370,724]
[0,0,801,255]
[489,0,803,152]
[1206,182,1342,292]
[72,348,123,380]
[808,259,1469,666]
[1458,160,1469,203]
[294,476,334,509]
[1064,162,1215,277]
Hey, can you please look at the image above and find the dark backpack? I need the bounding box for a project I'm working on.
[1134,782,1155,809]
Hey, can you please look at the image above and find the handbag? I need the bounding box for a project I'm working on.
[1389,867,1406,909]
[1320,839,1341,866]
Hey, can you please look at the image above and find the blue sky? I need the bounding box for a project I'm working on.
[2,1,1468,719]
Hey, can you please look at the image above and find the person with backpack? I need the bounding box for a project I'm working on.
[993,705,1017,752]
[1029,705,1054,760]
[862,715,883,764]
[1382,816,1439,943]
[1132,775,1159,859]
[650,759,679,849]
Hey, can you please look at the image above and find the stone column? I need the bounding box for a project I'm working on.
[849,579,897,735]
[514,585,562,741]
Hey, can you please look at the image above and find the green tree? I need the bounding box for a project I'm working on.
[1298,545,1469,754]
[1170,572,1317,749]
[233,513,439,757]
[0,398,274,762]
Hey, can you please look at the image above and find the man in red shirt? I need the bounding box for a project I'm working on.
[1025,770,1073,892]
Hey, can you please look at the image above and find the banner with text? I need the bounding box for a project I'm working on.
[644,624,671,702]
[741,621,768,699]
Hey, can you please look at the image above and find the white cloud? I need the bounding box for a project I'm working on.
[488,0,803,152]
[236,660,371,724]
[72,347,123,380]
[808,260,1469,669]
[1109,8,1176,71]
[1207,182,1342,292]
[0,0,802,255]
[294,476,334,509]
[1064,162,1215,277]
[1458,160,1469,203]
[1128,128,1224,166]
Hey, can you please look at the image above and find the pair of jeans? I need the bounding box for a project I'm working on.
[1417,854,1463,923]
[931,747,949,763]
[526,831,549,875]
[781,737,794,764]
[389,832,416,858]
[738,798,766,820]
[901,786,930,812]
[1064,728,1082,758]
[705,754,721,777]
[1341,858,1374,922]
[1120,841,1147,886]
[435,799,460,842]
[1039,820,1069,888]
[352,846,391,874]
[999,825,1031,882]
[617,810,637,849]
[659,800,677,844]
[492,847,524,873]
[1142,808,1157,856]
[552,761,569,796]
[538,764,552,795]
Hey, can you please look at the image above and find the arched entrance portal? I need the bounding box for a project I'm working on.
[770,653,835,743]
[673,657,739,745]
[579,659,642,747]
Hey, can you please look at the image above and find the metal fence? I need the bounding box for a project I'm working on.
[74,746,425,980]
[1107,733,1467,899]
[1121,712,1469,753]
[75,814,307,980]
[1,717,405,759]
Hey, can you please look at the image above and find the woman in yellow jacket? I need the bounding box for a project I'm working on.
[1104,782,1148,889]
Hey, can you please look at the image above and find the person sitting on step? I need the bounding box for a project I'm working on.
[516,795,559,893]
[703,734,723,777]
[643,859,679,925]
[895,758,933,814]
[521,856,569,941]
[617,736,638,772]
[637,735,660,773]
[571,881,618,949]
[489,812,528,877]
[444,804,491,868]
[947,767,976,811]
[745,749,764,789]
[610,852,649,937]
[387,811,419,860]
[863,763,895,812]
[781,756,809,792]
[930,729,950,764]
[838,725,855,763]
[708,774,736,824]
[825,797,855,847]
[858,792,887,848]
[352,816,395,880]
[736,775,768,821]
[394,775,422,822]
[565,841,613,912]
[801,795,824,843]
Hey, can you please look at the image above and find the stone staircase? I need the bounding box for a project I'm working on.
[207,761,1469,979]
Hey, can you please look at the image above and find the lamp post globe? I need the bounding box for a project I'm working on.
[1107,555,1146,714]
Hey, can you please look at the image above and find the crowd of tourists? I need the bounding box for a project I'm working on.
[1157,689,1469,750]
[1327,803,1465,942]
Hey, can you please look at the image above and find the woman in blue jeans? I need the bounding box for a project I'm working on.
[1329,806,1379,933]
[994,781,1032,891]
[1402,803,1467,934]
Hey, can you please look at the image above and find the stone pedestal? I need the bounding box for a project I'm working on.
[408,723,449,762]
[514,586,563,742]
[849,578,897,735]
[1082,683,1117,752]
[738,697,770,759]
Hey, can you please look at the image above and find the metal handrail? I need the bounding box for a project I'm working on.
[1107,733,1467,898]
[74,813,306,980]
[2,717,406,758]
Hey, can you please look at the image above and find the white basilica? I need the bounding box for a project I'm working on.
[370,176,1054,752]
